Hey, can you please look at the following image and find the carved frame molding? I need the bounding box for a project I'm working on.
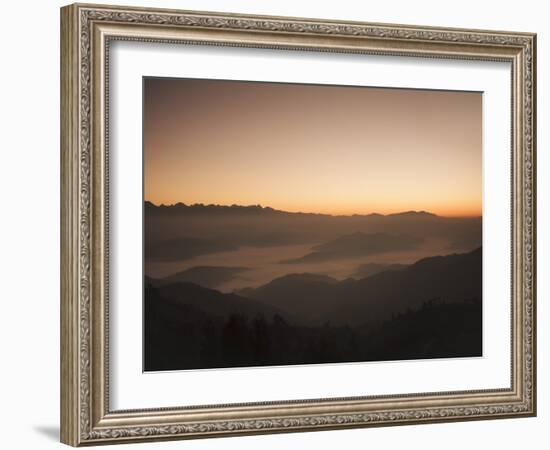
[61,3,536,446]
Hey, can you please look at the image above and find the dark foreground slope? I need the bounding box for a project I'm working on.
[144,248,482,371]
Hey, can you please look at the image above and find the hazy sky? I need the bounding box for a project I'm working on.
[144,77,482,217]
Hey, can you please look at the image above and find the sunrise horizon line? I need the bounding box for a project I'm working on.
[144,200,481,219]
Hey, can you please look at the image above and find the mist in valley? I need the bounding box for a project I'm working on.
[144,202,481,292]
[144,202,482,371]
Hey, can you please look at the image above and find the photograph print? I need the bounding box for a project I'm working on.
[143,77,482,372]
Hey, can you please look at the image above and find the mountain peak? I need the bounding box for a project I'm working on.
[387,210,437,218]
[144,201,441,218]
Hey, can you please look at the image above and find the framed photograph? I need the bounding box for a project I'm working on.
[60,3,536,446]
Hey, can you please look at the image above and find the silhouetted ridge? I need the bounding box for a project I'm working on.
[145,236,239,261]
[157,266,249,289]
[261,273,339,286]
[352,262,408,279]
[281,232,422,264]
[145,201,287,216]
[410,246,482,271]
[243,247,482,325]
[153,281,284,320]
[236,272,339,322]
[386,210,437,218]
[144,200,445,219]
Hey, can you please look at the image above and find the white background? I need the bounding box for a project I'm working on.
[0,0,547,449]
[110,43,511,409]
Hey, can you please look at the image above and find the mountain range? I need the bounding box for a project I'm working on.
[144,247,482,370]
[154,266,250,290]
[241,247,481,325]
[145,201,482,268]
[148,247,481,327]
[280,232,423,264]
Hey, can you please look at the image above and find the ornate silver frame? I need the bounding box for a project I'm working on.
[60,3,536,446]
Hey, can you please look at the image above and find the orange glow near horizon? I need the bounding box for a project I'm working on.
[144,78,482,218]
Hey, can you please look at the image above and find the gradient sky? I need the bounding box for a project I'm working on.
[144,78,482,217]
